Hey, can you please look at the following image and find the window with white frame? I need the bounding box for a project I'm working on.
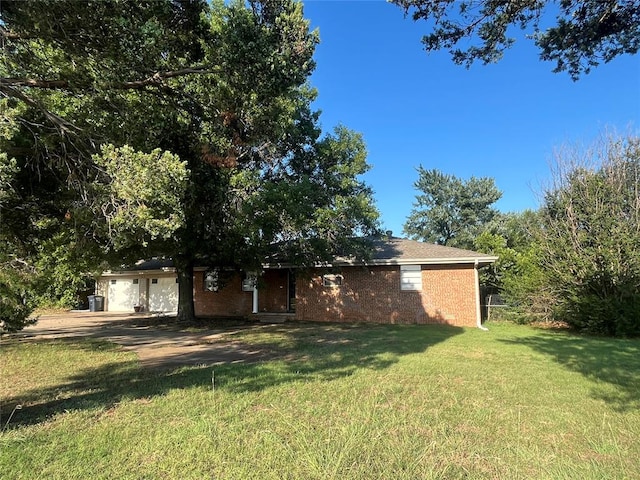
[322,274,343,287]
[203,270,219,292]
[400,265,422,291]
[242,272,257,292]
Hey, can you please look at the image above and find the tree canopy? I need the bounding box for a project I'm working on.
[538,133,640,335]
[473,132,640,336]
[391,0,640,79]
[0,0,379,328]
[403,167,502,249]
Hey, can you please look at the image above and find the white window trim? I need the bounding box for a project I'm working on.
[242,272,257,292]
[400,265,422,291]
[203,270,219,292]
[322,274,343,287]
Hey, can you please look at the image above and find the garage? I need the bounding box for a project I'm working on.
[148,276,179,312]
[107,277,141,312]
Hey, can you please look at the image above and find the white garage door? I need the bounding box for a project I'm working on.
[149,277,179,312]
[107,278,140,312]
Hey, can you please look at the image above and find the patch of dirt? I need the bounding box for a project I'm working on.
[12,312,285,371]
[530,320,573,331]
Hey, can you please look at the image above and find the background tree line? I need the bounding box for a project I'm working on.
[404,131,640,336]
[393,0,640,336]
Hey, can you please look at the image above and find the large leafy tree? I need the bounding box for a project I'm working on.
[1,0,217,325]
[0,153,38,332]
[539,133,640,336]
[0,0,379,326]
[403,167,501,249]
[391,0,640,79]
[236,125,380,267]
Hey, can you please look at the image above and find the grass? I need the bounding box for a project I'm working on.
[2,321,640,479]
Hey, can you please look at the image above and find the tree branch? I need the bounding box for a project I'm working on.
[0,26,25,40]
[0,65,218,92]
[0,84,81,134]
[116,66,214,89]
[0,78,69,88]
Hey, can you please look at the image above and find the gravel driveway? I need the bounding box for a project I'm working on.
[16,312,276,370]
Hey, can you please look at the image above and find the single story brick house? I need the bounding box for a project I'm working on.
[97,237,497,328]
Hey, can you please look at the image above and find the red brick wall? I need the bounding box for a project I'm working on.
[193,270,289,317]
[295,265,478,327]
[193,271,253,317]
[193,265,479,327]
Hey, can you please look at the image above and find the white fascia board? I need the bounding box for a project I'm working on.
[261,256,498,269]
[100,268,176,277]
[332,257,499,267]
[193,266,238,272]
[101,251,498,276]
[261,263,293,269]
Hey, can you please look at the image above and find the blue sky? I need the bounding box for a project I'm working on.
[302,0,640,236]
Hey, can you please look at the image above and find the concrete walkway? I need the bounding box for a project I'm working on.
[15,312,277,370]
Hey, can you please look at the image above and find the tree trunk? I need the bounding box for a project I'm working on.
[175,258,196,322]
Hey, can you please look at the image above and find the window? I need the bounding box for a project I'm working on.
[400,265,422,291]
[242,272,257,292]
[110,279,116,285]
[133,279,139,285]
[151,278,158,284]
[322,274,343,287]
[203,270,219,292]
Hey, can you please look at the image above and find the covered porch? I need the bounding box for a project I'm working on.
[194,267,296,319]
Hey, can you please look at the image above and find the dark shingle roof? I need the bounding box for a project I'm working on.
[106,238,497,274]
[133,258,175,270]
[103,258,175,274]
[336,237,497,266]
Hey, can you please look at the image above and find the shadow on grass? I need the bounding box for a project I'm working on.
[501,331,640,412]
[2,323,463,427]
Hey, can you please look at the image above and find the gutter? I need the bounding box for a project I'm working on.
[333,257,499,267]
[100,267,176,276]
[262,255,499,270]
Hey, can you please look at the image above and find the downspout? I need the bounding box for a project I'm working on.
[474,259,489,331]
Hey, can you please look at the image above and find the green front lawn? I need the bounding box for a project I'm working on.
[2,322,639,479]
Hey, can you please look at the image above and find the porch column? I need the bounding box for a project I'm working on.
[252,283,258,314]
[247,271,258,314]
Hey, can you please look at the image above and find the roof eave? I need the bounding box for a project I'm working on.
[100,267,176,276]
[335,257,498,267]
[101,256,499,274]
[263,256,498,269]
